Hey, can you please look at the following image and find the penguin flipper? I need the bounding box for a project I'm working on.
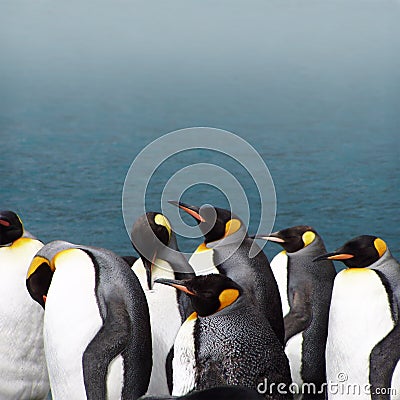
[82,300,131,400]
[284,290,312,343]
[369,323,400,400]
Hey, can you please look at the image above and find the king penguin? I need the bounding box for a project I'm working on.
[26,240,152,400]
[254,226,336,399]
[0,210,49,400]
[130,212,195,395]
[168,201,285,345]
[155,274,292,400]
[314,235,400,400]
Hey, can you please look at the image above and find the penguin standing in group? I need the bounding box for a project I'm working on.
[26,240,152,400]
[254,226,336,399]
[0,210,50,400]
[168,201,285,345]
[155,274,293,400]
[314,235,400,400]
[130,212,195,395]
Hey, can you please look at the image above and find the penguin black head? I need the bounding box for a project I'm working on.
[131,212,173,290]
[155,274,242,317]
[252,225,317,253]
[313,235,388,268]
[0,210,23,246]
[26,255,54,308]
[168,201,246,245]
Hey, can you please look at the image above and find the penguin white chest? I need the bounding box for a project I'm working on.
[172,315,197,396]
[326,269,394,400]
[271,251,303,392]
[285,333,303,392]
[189,247,218,275]
[132,258,182,395]
[270,251,290,316]
[0,239,49,400]
[44,249,103,400]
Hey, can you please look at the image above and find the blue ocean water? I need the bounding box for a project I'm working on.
[1,1,399,266]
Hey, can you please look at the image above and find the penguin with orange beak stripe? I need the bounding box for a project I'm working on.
[155,274,292,399]
[169,201,285,346]
[130,212,195,395]
[0,210,49,399]
[314,235,400,399]
[254,226,336,400]
[26,240,152,400]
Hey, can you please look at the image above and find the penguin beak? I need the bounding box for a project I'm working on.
[313,252,354,262]
[155,278,196,296]
[168,201,206,223]
[250,232,285,243]
[0,219,10,227]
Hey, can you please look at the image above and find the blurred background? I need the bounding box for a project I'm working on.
[1,0,399,261]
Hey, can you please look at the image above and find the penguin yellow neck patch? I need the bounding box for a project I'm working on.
[187,312,198,321]
[154,214,172,238]
[10,237,34,249]
[344,267,368,274]
[217,288,240,311]
[195,243,210,253]
[302,231,315,247]
[224,219,241,237]
[50,248,89,271]
[374,238,387,258]
[27,255,53,279]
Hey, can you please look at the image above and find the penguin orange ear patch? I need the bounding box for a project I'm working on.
[224,219,241,237]
[154,214,172,238]
[302,231,315,247]
[217,288,240,311]
[374,238,387,257]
